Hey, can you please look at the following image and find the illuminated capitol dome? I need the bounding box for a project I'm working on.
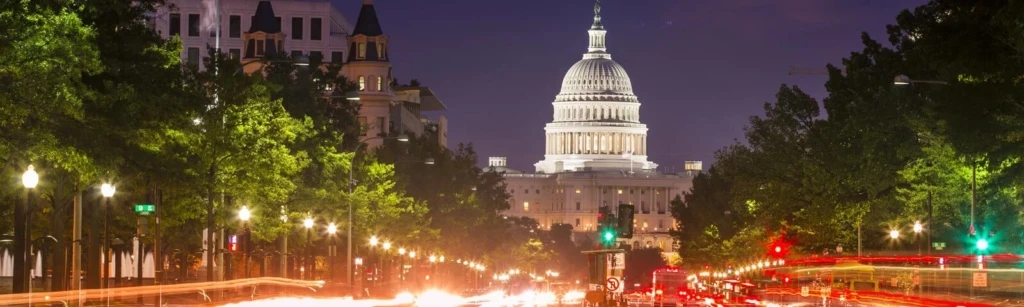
[492,1,700,251]
[534,0,655,174]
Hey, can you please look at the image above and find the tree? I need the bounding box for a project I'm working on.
[624,247,666,290]
[377,137,511,262]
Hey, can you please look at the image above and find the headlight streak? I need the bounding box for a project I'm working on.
[0,277,324,306]
[221,288,587,307]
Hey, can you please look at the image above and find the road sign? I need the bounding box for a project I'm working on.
[973,272,988,287]
[605,277,621,292]
[607,253,625,270]
[134,203,155,216]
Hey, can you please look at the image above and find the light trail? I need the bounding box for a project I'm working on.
[221,288,588,307]
[0,277,324,306]
[793,264,1024,274]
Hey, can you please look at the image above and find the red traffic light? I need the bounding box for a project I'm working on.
[774,246,782,253]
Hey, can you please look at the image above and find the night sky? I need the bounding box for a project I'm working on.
[330,0,928,172]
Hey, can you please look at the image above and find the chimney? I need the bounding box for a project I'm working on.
[488,157,507,167]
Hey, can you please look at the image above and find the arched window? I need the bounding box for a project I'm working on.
[358,76,365,91]
[376,76,383,91]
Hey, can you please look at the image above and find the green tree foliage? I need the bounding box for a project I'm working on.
[377,137,511,260]
[680,0,1024,259]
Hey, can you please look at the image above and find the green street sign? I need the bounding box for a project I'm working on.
[932,242,946,250]
[134,203,156,216]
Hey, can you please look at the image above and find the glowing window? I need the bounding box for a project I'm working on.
[575,189,581,194]
[357,43,366,59]
[617,189,623,195]
[377,76,383,91]
[358,76,365,90]
[523,202,530,211]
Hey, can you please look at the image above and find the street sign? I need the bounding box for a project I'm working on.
[134,203,155,216]
[932,242,946,250]
[973,272,988,287]
[605,277,622,292]
[607,253,625,270]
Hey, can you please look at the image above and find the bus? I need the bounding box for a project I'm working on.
[651,267,690,307]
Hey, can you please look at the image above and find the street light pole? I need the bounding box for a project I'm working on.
[100,184,115,301]
[328,223,337,283]
[239,206,251,279]
[14,165,39,294]
[303,216,314,280]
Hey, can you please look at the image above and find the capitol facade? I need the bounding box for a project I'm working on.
[492,2,699,251]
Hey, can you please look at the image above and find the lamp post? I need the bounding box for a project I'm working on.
[279,208,288,278]
[397,247,406,288]
[14,165,39,293]
[889,229,900,253]
[381,241,391,288]
[368,236,379,290]
[239,206,251,278]
[100,183,115,290]
[913,221,923,255]
[303,216,314,280]
[328,223,337,282]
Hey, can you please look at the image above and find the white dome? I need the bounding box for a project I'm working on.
[556,57,637,102]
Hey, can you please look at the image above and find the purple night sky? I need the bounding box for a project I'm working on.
[331,0,928,172]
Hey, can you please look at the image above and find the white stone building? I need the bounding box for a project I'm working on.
[152,0,447,148]
[491,3,699,250]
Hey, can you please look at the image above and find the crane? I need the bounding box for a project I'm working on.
[787,65,846,76]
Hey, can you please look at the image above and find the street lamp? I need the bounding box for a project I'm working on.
[14,165,39,293]
[101,183,115,290]
[303,216,314,280]
[239,206,251,278]
[913,221,923,255]
[328,222,337,282]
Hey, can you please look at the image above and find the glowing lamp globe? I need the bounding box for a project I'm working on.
[238,206,251,222]
[22,165,39,189]
[101,183,116,198]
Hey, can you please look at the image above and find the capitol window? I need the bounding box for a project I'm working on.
[376,76,382,91]
[523,202,529,211]
[575,189,581,194]
[617,189,623,195]
[358,76,365,91]
[357,42,366,59]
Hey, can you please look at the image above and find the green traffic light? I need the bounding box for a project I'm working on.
[603,231,615,242]
[977,239,989,251]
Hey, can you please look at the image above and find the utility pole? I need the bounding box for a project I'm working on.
[927,191,932,256]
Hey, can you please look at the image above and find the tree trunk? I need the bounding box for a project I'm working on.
[50,197,68,291]
[86,192,101,289]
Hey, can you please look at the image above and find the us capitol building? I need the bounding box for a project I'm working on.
[490,1,699,251]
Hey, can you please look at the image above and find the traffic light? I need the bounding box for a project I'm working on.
[971,229,994,253]
[598,206,617,247]
[976,238,989,251]
[768,235,791,259]
[617,204,635,239]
